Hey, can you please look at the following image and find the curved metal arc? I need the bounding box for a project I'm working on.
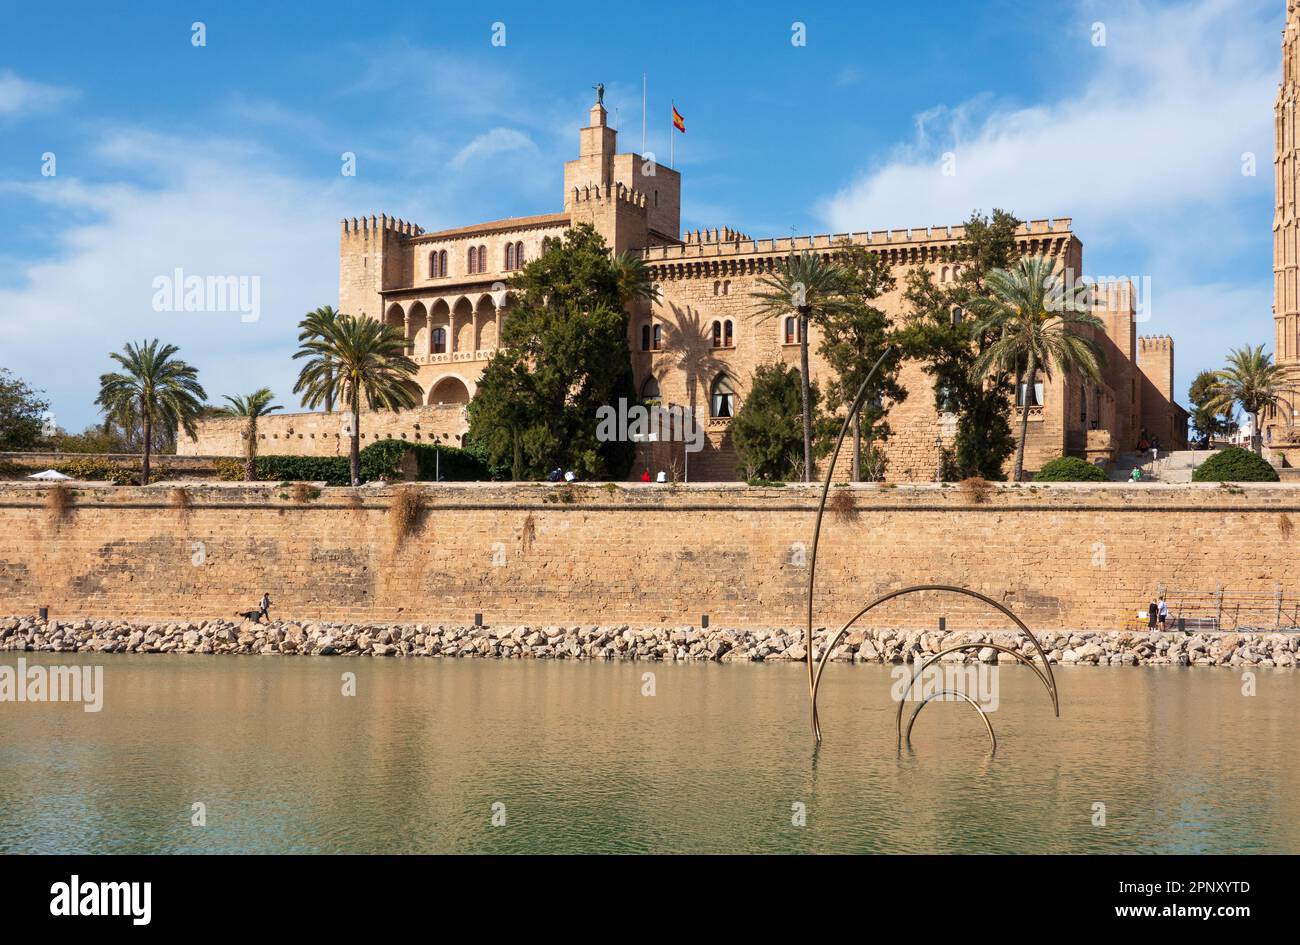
[809,583,1059,741]
[805,346,895,733]
[892,642,1055,747]
[904,689,996,753]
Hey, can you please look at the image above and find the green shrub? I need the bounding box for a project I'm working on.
[1033,456,1108,482]
[1192,447,1280,483]
[364,438,496,482]
[213,458,245,481]
[226,439,497,486]
[54,457,136,484]
[255,455,350,486]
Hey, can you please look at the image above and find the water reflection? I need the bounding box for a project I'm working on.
[0,654,1295,853]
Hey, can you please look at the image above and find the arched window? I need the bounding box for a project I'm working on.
[467,246,477,274]
[430,252,438,277]
[651,324,662,350]
[713,281,721,296]
[711,320,722,347]
[432,327,447,354]
[952,306,965,325]
[722,280,731,295]
[641,324,651,351]
[505,243,515,270]
[641,376,661,403]
[941,266,950,283]
[724,320,734,347]
[479,244,487,272]
[711,374,736,419]
[515,241,524,266]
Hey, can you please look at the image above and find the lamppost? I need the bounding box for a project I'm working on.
[934,433,944,482]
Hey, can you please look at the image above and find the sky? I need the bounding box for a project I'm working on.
[0,0,1284,431]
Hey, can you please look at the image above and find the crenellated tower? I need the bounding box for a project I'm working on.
[563,100,681,251]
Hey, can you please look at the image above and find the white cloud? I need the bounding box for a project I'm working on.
[448,127,539,170]
[0,70,76,118]
[816,0,1280,398]
[0,130,391,432]
[820,0,1275,232]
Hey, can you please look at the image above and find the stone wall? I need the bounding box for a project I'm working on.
[178,404,468,457]
[1,481,1296,631]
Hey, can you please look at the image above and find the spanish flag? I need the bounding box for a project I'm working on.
[672,104,685,133]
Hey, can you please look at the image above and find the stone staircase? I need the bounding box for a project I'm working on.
[1108,449,1219,483]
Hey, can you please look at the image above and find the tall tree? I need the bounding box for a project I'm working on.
[293,313,420,486]
[467,224,645,480]
[1188,369,1236,448]
[297,306,342,413]
[819,242,905,480]
[731,362,829,482]
[1205,344,1287,454]
[95,340,207,485]
[968,256,1105,480]
[218,388,283,481]
[0,368,50,451]
[899,210,1023,480]
[750,252,851,481]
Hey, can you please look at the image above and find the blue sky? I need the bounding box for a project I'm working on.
[0,0,1282,431]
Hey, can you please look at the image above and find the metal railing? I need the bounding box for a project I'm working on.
[1153,584,1300,631]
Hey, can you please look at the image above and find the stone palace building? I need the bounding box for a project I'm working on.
[185,98,1188,479]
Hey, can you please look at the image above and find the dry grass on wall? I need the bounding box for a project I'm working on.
[827,487,859,522]
[388,486,422,543]
[959,476,993,504]
[45,484,72,522]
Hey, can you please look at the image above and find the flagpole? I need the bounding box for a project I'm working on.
[670,100,675,169]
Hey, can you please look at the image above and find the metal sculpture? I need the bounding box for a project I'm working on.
[804,348,1060,749]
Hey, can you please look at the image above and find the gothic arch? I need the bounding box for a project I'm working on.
[426,374,473,406]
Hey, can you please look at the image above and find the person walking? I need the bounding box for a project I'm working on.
[1157,595,1169,630]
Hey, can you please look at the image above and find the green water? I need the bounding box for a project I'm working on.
[0,653,1295,853]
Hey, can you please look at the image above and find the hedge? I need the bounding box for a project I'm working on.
[216,439,499,485]
[1033,456,1108,482]
[1191,447,1280,482]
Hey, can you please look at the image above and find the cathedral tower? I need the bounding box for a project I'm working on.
[1270,0,1300,444]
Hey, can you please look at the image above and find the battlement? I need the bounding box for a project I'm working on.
[638,217,1074,262]
[1138,335,1174,351]
[569,181,648,209]
[341,214,425,237]
[683,227,753,244]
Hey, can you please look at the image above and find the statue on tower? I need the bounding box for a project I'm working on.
[593,82,605,106]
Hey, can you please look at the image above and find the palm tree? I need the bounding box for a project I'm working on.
[1205,344,1287,454]
[968,256,1105,481]
[95,339,207,485]
[297,305,342,412]
[612,251,661,307]
[293,312,421,486]
[751,252,851,481]
[218,388,283,481]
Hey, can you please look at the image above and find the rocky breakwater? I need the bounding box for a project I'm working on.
[1,616,1298,667]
